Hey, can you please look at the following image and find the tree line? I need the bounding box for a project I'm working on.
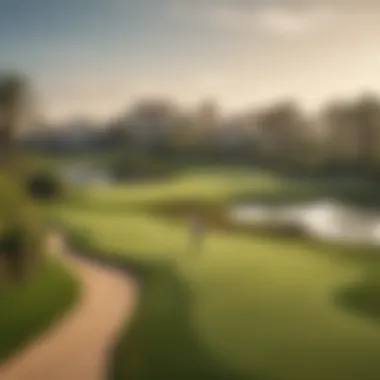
[111,93,380,178]
[250,94,380,177]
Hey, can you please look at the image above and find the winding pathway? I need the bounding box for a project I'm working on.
[0,232,139,380]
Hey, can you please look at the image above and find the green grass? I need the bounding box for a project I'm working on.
[64,168,285,210]
[0,256,80,361]
[55,169,380,380]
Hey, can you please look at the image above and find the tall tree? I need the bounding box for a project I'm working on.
[323,100,356,170]
[0,74,29,165]
[256,101,307,170]
[353,94,380,174]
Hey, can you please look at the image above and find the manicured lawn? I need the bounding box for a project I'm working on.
[0,256,80,361]
[55,169,380,380]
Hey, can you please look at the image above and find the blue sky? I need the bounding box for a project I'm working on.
[1,0,380,121]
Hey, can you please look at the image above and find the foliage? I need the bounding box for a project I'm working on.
[0,174,44,282]
[0,73,30,163]
[25,169,65,201]
[322,94,380,177]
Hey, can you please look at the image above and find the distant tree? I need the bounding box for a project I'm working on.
[127,98,180,154]
[323,100,357,172]
[256,101,307,170]
[353,94,380,175]
[104,120,133,150]
[196,99,220,130]
[324,95,380,177]
[0,73,30,164]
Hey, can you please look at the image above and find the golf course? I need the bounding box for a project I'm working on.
[50,167,380,380]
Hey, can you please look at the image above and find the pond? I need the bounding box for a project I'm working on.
[228,199,380,246]
[61,163,113,185]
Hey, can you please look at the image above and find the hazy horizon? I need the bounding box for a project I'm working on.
[2,0,380,122]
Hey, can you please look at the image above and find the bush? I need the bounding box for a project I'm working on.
[26,170,65,201]
[0,175,44,283]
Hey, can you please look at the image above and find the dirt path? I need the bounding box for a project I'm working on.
[0,232,139,380]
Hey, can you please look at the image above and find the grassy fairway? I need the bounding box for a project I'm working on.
[55,169,380,380]
[0,256,80,361]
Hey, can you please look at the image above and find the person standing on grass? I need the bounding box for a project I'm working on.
[189,212,206,253]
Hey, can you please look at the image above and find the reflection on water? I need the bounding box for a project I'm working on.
[229,200,380,246]
[62,163,112,185]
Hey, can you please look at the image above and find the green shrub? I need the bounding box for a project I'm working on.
[25,170,65,201]
[0,174,44,283]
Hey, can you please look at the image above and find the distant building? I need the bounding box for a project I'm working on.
[194,99,221,130]
[124,98,182,151]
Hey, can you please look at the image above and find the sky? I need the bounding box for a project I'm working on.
[1,0,380,122]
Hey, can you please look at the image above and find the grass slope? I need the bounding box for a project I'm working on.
[0,256,80,361]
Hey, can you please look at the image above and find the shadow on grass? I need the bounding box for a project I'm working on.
[110,262,263,380]
[335,266,380,323]
[60,226,265,380]
[235,181,380,210]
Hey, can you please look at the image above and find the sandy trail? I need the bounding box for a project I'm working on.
[0,232,138,380]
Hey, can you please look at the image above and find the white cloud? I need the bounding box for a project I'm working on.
[211,5,335,36]
[253,6,334,34]
[169,2,336,36]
